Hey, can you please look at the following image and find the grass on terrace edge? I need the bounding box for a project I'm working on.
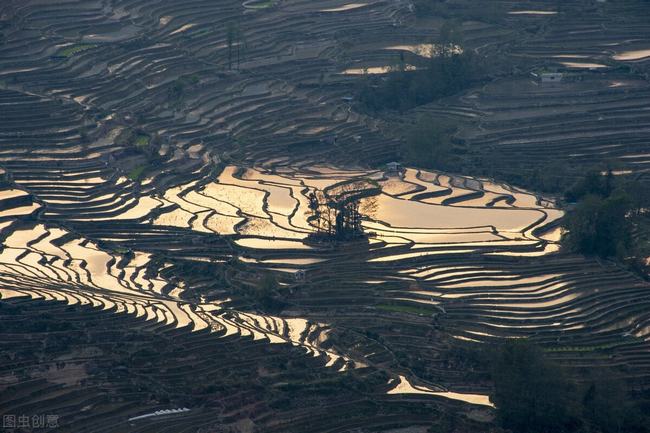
[128,165,146,181]
[60,44,96,57]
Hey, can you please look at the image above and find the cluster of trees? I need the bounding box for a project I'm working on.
[491,341,579,433]
[562,170,647,259]
[490,340,649,433]
[522,161,574,194]
[308,181,378,240]
[251,273,287,313]
[562,192,632,258]
[565,170,617,203]
[358,48,485,112]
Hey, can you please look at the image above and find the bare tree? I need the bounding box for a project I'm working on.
[308,180,378,239]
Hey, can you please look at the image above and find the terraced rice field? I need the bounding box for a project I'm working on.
[2,0,650,431]
[414,1,650,184]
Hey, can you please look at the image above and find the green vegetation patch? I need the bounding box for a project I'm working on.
[134,134,150,148]
[60,44,97,57]
[127,165,147,181]
[544,340,637,353]
[190,28,212,38]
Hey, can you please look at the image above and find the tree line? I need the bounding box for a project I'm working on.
[561,170,649,264]
[490,340,649,433]
[358,47,485,113]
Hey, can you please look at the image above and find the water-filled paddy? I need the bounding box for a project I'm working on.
[142,164,561,256]
[613,49,650,61]
[320,3,368,12]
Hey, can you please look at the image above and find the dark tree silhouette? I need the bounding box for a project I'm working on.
[308,181,377,239]
[490,340,579,433]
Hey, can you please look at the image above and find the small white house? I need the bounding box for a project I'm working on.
[385,161,402,174]
[385,161,404,177]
